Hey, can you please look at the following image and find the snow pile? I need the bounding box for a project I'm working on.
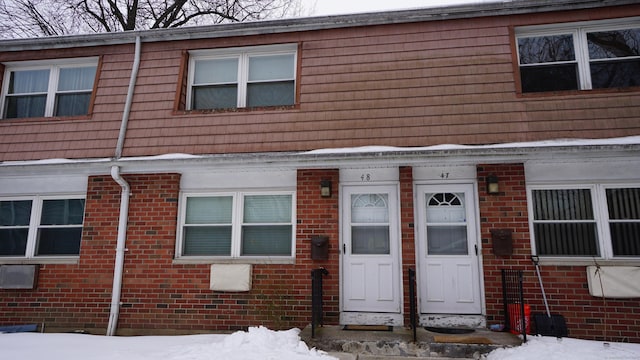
[0,326,336,360]
[486,336,640,360]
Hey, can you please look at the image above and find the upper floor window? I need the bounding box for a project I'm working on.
[0,196,85,259]
[1,58,97,119]
[177,191,295,260]
[187,44,297,110]
[528,185,640,259]
[516,19,640,93]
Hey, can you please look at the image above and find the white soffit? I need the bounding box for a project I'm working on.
[0,175,87,196]
[181,169,296,191]
[525,158,640,183]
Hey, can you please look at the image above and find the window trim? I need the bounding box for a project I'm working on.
[0,194,85,263]
[527,183,640,263]
[186,44,298,110]
[1,57,99,119]
[515,17,640,93]
[175,190,296,264]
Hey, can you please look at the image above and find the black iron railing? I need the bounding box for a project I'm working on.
[502,269,527,342]
[311,267,329,338]
[408,268,417,342]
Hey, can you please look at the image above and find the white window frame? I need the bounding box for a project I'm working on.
[0,194,85,262]
[1,57,98,119]
[515,17,640,92]
[527,183,640,263]
[187,44,297,110]
[175,191,296,264]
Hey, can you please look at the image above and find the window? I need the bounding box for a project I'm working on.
[178,192,295,259]
[529,185,640,259]
[1,58,98,119]
[188,44,297,110]
[516,19,640,93]
[0,196,85,258]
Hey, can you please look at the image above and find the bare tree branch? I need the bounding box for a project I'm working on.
[0,0,307,38]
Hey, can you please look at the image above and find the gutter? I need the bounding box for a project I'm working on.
[107,35,141,336]
[0,0,637,51]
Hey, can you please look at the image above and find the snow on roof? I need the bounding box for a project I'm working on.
[302,136,640,154]
[1,136,639,168]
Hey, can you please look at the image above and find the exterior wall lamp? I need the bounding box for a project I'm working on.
[487,174,499,194]
[320,179,332,198]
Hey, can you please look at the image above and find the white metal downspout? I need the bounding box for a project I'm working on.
[107,165,130,336]
[107,35,141,336]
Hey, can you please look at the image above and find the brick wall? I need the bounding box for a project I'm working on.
[478,164,640,342]
[1,170,341,334]
[400,166,416,325]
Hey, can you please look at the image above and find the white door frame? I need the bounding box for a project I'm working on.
[414,181,486,327]
[339,181,403,326]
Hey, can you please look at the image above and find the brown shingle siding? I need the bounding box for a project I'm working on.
[2,5,639,161]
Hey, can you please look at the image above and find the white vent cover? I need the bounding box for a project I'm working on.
[210,264,252,292]
[587,266,640,298]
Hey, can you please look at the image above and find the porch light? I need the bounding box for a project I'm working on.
[487,174,499,194]
[320,179,332,198]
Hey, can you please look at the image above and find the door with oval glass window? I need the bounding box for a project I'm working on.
[342,185,401,314]
[416,184,482,314]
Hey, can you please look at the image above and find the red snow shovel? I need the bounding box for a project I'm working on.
[531,255,568,337]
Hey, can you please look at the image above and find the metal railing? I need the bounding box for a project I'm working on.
[408,268,417,342]
[311,267,329,338]
[501,269,527,342]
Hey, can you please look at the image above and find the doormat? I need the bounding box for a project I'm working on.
[425,326,475,334]
[343,325,393,331]
[433,334,494,345]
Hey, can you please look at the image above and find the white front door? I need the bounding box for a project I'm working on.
[416,184,482,314]
[342,185,401,314]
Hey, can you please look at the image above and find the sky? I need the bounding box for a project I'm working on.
[310,0,494,16]
[1,326,640,360]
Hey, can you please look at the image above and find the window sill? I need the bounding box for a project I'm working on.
[173,104,299,116]
[0,257,80,265]
[173,257,295,265]
[536,257,640,267]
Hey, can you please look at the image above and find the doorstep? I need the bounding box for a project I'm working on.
[301,325,522,359]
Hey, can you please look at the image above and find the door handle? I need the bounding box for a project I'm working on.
[474,244,478,256]
[343,243,346,254]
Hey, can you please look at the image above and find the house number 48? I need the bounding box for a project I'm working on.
[361,173,372,181]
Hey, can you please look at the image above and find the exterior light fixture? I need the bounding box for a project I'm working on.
[320,179,332,198]
[487,174,499,194]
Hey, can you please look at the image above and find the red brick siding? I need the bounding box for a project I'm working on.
[296,169,340,325]
[1,170,341,333]
[0,175,122,332]
[477,164,640,342]
[400,166,416,325]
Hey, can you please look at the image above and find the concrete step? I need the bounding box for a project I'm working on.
[329,353,470,360]
[303,325,521,359]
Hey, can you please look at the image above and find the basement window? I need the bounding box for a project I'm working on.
[516,18,640,93]
[1,58,98,119]
[187,44,297,110]
[0,196,85,259]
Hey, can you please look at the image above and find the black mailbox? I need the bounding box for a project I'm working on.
[311,236,329,260]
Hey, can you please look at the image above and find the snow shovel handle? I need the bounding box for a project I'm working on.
[531,255,552,317]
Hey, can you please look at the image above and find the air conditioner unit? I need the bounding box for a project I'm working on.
[0,265,38,289]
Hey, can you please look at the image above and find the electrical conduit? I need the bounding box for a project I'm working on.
[107,35,141,336]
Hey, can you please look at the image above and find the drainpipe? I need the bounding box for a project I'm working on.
[107,165,130,336]
[107,35,141,336]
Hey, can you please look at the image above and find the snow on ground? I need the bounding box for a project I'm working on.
[0,327,336,360]
[1,326,640,360]
[486,335,640,360]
